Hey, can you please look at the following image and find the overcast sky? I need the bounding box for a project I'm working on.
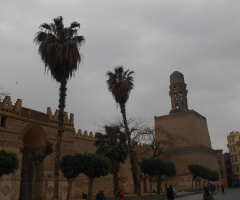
[1,0,240,152]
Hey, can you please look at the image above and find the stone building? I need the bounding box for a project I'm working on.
[227,131,240,186]
[0,71,222,199]
[0,96,116,200]
[223,152,233,187]
[154,71,220,189]
[215,150,228,188]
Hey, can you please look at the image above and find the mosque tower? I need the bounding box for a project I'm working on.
[154,71,219,189]
[169,71,188,113]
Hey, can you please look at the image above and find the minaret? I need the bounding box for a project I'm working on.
[169,71,188,113]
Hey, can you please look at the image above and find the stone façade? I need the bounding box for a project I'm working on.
[0,71,222,199]
[154,71,220,189]
[0,96,147,200]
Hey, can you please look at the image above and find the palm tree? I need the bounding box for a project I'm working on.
[34,16,85,199]
[94,125,128,194]
[106,66,140,194]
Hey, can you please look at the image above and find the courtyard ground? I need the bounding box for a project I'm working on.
[106,188,240,200]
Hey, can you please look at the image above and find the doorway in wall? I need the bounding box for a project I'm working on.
[19,125,46,200]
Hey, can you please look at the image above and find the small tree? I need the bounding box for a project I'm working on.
[83,154,110,200]
[140,158,158,195]
[207,169,219,182]
[94,125,128,195]
[140,158,169,195]
[165,162,176,178]
[59,153,85,200]
[0,149,18,177]
[188,164,219,189]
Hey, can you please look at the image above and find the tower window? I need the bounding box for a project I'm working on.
[1,116,6,127]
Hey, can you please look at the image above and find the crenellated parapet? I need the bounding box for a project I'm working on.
[47,107,74,127]
[74,129,95,141]
[0,96,22,115]
[0,96,74,127]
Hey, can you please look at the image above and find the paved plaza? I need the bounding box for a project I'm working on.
[106,188,240,200]
[178,188,240,200]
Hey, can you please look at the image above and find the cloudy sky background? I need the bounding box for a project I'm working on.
[1,0,240,152]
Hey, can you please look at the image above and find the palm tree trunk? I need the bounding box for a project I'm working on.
[157,175,161,194]
[67,179,73,200]
[87,178,94,200]
[149,176,152,195]
[143,174,147,193]
[53,78,67,200]
[138,173,141,196]
[113,163,119,195]
[119,103,139,194]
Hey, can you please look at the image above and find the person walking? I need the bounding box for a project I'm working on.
[220,183,225,195]
[203,187,214,200]
[119,190,124,200]
[166,185,174,200]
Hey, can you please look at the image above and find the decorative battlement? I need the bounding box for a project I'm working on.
[0,96,74,127]
[74,129,95,141]
[47,107,74,127]
[0,96,22,115]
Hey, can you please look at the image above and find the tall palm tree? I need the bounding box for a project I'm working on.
[106,66,140,194]
[34,16,85,199]
[94,125,128,194]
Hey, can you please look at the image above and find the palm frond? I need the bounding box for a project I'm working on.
[70,21,80,29]
[34,31,47,44]
[40,23,51,30]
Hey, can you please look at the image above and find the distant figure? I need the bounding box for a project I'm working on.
[119,190,124,200]
[115,190,123,200]
[96,190,106,200]
[166,185,174,200]
[101,191,106,200]
[153,188,156,193]
[217,183,219,191]
[203,187,214,200]
[220,183,225,195]
[96,191,101,200]
[210,184,214,194]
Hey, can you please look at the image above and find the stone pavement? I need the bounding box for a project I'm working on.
[106,188,240,200]
[106,190,202,200]
[178,188,240,200]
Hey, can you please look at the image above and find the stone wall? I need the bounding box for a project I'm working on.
[0,96,222,199]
